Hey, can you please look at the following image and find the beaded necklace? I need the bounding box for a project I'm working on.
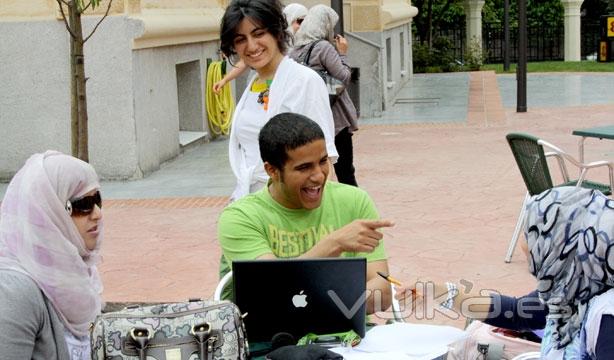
[252,79,273,110]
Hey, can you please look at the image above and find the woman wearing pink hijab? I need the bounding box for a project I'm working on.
[0,151,103,359]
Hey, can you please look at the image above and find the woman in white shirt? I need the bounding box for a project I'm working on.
[220,0,338,200]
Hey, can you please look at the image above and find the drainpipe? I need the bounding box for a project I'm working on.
[331,0,344,35]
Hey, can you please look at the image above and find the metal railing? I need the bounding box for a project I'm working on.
[415,21,601,64]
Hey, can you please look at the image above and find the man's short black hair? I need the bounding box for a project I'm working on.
[220,0,290,65]
[259,112,325,169]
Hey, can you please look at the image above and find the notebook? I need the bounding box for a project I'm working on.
[232,257,367,343]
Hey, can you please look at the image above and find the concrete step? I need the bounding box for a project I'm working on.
[179,131,208,151]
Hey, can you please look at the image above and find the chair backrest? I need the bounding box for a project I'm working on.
[506,133,554,195]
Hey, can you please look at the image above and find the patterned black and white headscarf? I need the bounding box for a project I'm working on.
[524,186,614,348]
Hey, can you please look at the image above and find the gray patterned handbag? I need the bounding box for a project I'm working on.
[90,299,248,360]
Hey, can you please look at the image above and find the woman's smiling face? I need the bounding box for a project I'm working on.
[233,17,283,75]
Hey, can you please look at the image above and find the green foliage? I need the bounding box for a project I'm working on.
[412,37,459,73]
[436,0,465,26]
[412,43,431,72]
[425,66,444,73]
[413,36,492,73]
[527,0,563,27]
[412,0,465,44]
[464,37,487,71]
[414,0,570,48]
[482,0,505,24]
[481,61,614,73]
[75,0,102,12]
[582,0,614,22]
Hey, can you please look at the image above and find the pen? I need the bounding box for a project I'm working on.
[377,271,403,286]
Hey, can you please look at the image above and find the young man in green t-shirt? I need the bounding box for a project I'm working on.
[218,112,394,314]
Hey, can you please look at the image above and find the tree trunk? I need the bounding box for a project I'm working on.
[69,4,78,157]
[427,0,434,48]
[69,3,89,162]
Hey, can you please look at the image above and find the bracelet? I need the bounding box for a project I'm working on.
[440,282,459,310]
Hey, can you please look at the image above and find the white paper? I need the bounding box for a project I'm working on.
[330,347,416,359]
[330,323,466,360]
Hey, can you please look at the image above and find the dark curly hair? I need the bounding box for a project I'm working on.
[219,0,291,65]
[259,112,325,169]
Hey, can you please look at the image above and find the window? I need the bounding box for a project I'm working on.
[400,32,405,71]
[386,37,392,82]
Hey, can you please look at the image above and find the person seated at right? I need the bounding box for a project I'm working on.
[217,112,394,314]
[397,186,614,359]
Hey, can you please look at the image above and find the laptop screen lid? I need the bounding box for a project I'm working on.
[232,257,367,343]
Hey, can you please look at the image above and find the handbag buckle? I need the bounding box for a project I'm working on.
[129,327,153,350]
[190,322,212,341]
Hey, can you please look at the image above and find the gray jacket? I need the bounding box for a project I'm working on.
[290,40,358,135]
[0,270,70,359]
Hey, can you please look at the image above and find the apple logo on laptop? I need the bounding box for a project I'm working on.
[292,290,308,308]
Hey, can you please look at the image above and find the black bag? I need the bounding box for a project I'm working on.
[301,40,345,106]
[266,344,343,360]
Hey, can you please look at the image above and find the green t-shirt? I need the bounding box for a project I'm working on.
[217,181,387,301]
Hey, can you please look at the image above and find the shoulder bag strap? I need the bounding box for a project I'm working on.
[303,40,323,66]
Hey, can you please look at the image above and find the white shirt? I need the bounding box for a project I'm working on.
[64,328,90,360]
[234,89,269,172]
[228,56,338,201]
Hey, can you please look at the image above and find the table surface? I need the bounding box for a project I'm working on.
[572,125,614,139]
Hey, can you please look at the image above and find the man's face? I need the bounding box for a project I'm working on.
[268,139,329,210]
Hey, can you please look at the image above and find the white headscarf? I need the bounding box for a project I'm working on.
[0,150,103,337]
[283,3,308,34]
[293,4,338,48]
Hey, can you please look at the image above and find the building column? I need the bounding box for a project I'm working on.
[562,0,584,61]
[464,0,485,50]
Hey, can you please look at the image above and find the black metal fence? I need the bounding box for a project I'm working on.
[483,23,563,62]
[435,26,466,62]
[426,20,601,64]
[581,21,601,59]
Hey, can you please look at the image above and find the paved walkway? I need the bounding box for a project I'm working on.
[3,71,614,327]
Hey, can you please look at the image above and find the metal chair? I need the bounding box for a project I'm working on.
[505,132,614,262]
[213,270,233,301]
[213,270,406,322]
[390,284,405,322]
[511,352,541,360]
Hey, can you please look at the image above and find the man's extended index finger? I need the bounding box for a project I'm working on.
[363,219,395,229]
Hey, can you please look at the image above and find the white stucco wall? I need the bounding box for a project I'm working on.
[131,41,219,176]
[87,16,140,179]
[1,19,72,180]
[382,24,413,105]
[0,15,139,180]
[346,33,384,118]
[347,22,412,116]
[1,13,221,180]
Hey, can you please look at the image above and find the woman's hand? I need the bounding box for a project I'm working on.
[212,79,227,94]
[334,34,348,55]
[394,281,458,320]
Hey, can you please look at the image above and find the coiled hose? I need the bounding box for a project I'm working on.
[205,61,234,137]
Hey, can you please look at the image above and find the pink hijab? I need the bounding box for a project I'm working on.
[0,151,103,337]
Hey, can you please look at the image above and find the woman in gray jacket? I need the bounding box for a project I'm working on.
[290,5,359,186]
[0,151,104,359]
